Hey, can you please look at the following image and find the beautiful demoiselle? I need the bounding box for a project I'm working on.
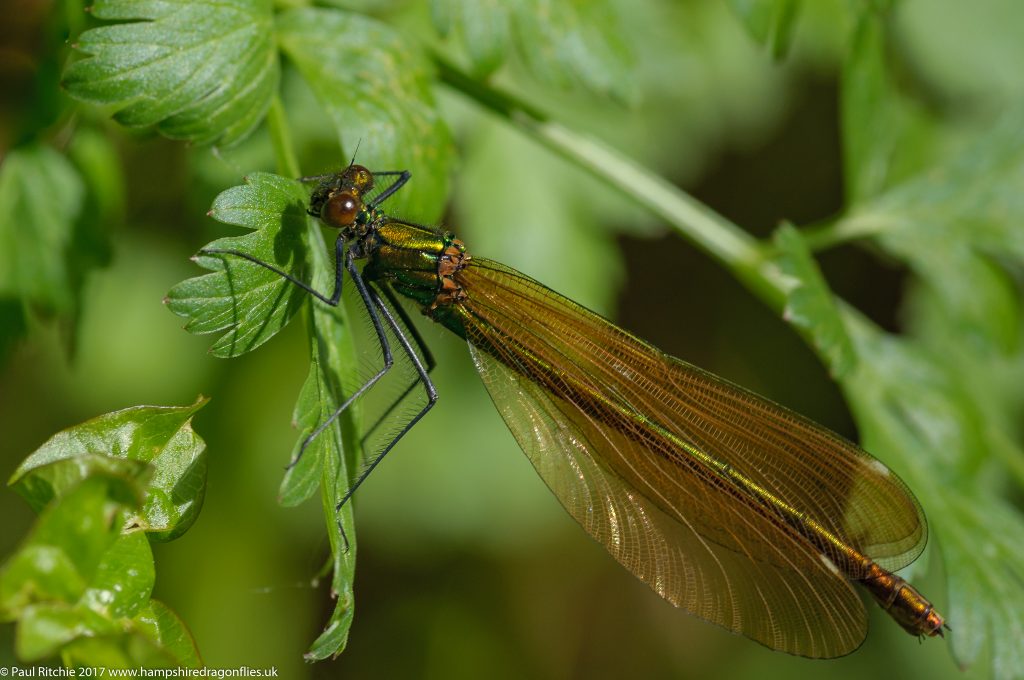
[200,163,946,658]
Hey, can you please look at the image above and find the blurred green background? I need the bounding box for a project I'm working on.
[3,0,1023,677]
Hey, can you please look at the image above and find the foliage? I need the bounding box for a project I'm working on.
[63,0,279,147]
[1,0,1022,676]
[2,402,207,667]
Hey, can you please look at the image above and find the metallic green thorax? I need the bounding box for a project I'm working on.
[359,215,469,336]
[362,219,442,299]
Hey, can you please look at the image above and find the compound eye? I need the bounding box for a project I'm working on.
[322,190,360,227]
[348,164,374,191]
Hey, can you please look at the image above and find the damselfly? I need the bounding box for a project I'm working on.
[201,163,946,658]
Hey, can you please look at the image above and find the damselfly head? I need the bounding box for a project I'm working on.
[308,165,375,228]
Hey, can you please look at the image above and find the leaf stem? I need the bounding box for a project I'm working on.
[267,94,301,178]
[432,53,788,312]
[799,212,898,251]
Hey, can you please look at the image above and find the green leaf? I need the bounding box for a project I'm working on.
[262,217,359,659]
[0,547,84,615]
[81,532,155,620]
[165,174,312,357]
[509,0,636,103]
[935,492,1024,678]
[129,600,202,668]
[20,601,197,668]
[10,455,151,514]
[278,361,329,507]
[2,449,200,666]
[726,0,801,58]
[866,115,1024,261]
[772,223,856,377]
[9,399,210,539]
[782,161,1024,675]
[62,128,120,336]
[299,226,360,660]
[62,0,279,147]
[0,299,28,362]
[828,104,1024,678]
[168,171,360,657]
[0,143,85,312]
[840,6,938,203]
[431,0,636,101]
[7,0,73,142]
[11,533,157,659]
[43,601,199,668]
[840,318,1024,678]
[277,7,453,221]
[774,238,1024,676]
[0,475,138,622]
[67,126,125,247]
[841,9,901,202]
[18,603,117,661]
[846,113,1024,351]
[430,0,510,77]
